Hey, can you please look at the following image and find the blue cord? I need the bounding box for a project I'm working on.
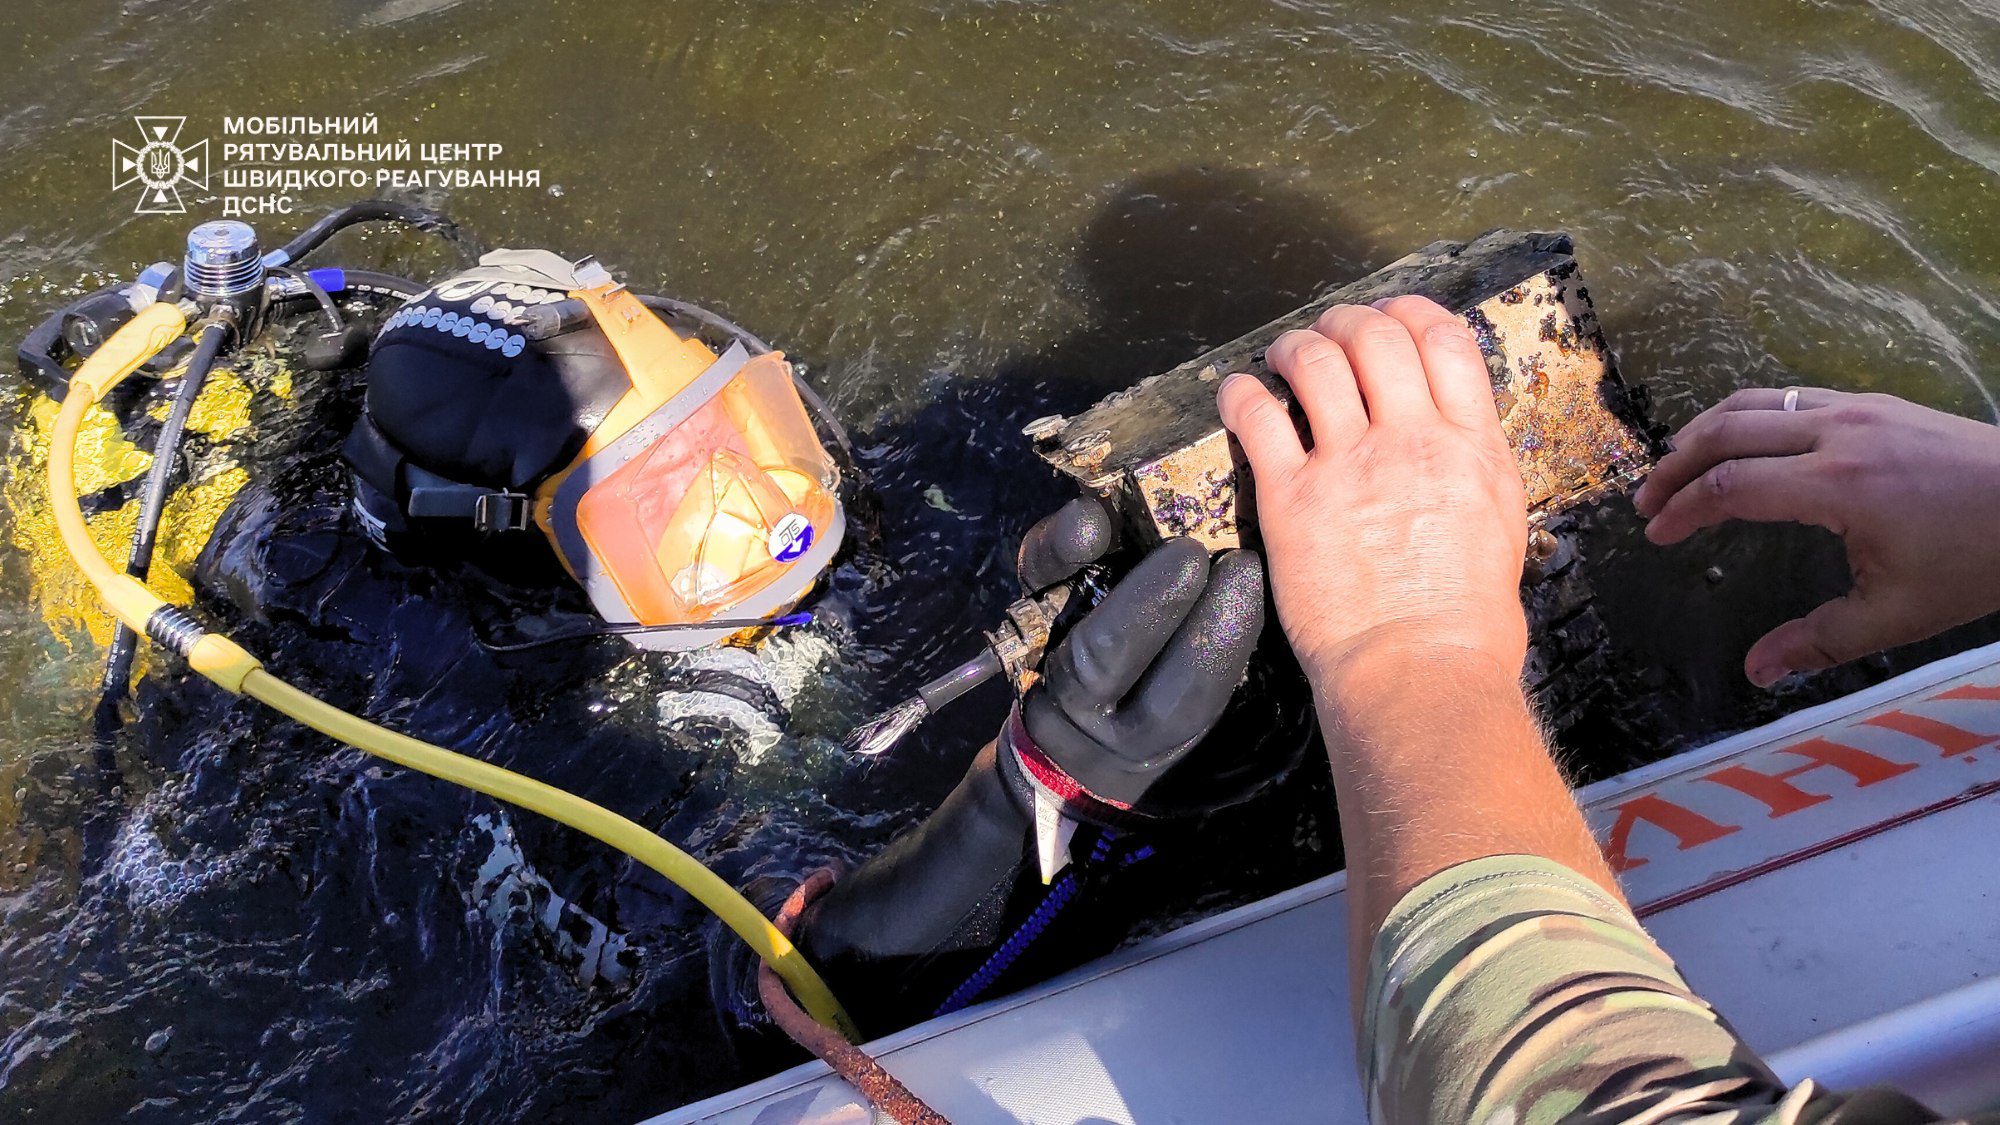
[932,833,1154,1016]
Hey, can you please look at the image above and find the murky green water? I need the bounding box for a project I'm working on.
[2,0,1999,1120]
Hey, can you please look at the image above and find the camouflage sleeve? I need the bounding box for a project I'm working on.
[1359,855,1938,1125]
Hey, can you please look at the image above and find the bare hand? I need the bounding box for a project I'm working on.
[1634,388,2000,687]
[1216,297,1528,692]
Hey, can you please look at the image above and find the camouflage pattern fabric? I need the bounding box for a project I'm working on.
[1360,855,1966,1125]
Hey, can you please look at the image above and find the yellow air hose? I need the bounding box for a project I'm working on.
[46,303,857,1039]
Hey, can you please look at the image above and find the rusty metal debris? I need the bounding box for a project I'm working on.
[1028,229,1663,551]
[986,585,1071,695]
[1028,230,1667,731]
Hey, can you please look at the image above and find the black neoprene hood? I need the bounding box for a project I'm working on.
[343,272,630,530]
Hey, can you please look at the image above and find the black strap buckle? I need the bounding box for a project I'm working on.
[473,492,532,533]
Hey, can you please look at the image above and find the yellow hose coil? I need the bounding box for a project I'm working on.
[47,305,855,1038]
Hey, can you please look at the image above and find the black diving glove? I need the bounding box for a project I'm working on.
[782,515,1263,1033]
[1016,494,1122,593]
[1004,522,1265,879]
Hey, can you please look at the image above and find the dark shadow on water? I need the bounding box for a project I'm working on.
[834,163,1376,758]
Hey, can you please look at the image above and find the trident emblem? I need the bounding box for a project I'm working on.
[112,117,208,215]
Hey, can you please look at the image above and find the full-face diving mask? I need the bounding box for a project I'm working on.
[345,250,843,650]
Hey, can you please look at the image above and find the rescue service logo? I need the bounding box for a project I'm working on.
[112,116,209,215]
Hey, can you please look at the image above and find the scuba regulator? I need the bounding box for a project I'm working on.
[18,200,459,397]
[19,202,462,738]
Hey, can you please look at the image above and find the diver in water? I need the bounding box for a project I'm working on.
[343,247,1292,1036]
[16,223,891,1117]
[19,206,1304,1110]
[23,214,1295,1065]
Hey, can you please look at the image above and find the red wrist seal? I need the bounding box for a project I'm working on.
[1001,707,1148,828]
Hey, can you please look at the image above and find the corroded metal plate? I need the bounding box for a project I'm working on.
[1030,230,1663,552]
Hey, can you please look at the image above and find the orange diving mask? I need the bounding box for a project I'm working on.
[345,250,844,651]
[536,261,843,648]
